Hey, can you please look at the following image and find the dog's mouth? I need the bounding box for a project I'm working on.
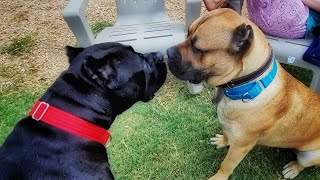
[166,46,209,84]
[166,46,203,83]
[167,57,188,77]
[167,57,205,84]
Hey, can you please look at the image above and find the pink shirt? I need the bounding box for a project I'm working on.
[247,0,309,38]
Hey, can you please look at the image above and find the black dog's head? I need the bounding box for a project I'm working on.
[65,42,167,116]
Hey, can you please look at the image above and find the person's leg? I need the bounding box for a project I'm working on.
[203,0,228,11]
[203,0,244,14]
[306,9,320,37]
[228,0,244,14]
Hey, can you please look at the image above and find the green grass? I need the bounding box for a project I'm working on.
[106,76,319,180]
[91,21,113,37]
[1,34,35,56]
[281,63,313,87]
[0,90,39,143]
[0,71,319,179]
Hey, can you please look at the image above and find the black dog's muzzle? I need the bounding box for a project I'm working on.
[141,52,165,102]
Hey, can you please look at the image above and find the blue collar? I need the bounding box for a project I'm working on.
[224,58,277,102]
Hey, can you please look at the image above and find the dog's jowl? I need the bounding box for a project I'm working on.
[167,9,320,180]
[0,42,167,179]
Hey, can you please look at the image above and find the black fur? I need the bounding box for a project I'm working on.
[0,42,167,179]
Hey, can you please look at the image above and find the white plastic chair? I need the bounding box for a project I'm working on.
[62,0,201,54]
[62,0,203,94]
[230,0,320,94]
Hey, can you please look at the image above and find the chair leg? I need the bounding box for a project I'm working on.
[187,81,204,94]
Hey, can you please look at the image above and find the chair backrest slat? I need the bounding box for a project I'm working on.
[115,0,166,16]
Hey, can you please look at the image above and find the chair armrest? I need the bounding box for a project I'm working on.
[266,35,320,93]
[266,35,311,64]
[62,0,94,47]
[185,0,202,29]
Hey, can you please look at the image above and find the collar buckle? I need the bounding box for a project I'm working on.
[226,82,235,89]
[105,135,112,148]
[31,102,49,121]
[241,92,253,103]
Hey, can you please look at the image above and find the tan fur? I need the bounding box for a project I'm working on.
[175,9,320,180]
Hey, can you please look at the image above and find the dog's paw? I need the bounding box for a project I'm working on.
[282,161,304,179]
[210,134,229,149]
[208,173,228,180]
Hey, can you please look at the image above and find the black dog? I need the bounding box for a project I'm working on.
[0,42,167,179]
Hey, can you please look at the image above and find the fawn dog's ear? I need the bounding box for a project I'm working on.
[229,23,253,55]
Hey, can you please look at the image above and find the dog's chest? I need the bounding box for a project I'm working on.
[216,102,242,131]
[216,100,247,121]
[216,98,263,130]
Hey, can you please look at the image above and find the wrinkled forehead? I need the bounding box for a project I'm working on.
[187,10,242,49]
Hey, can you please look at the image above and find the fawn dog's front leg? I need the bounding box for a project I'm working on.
[209,140,257,180]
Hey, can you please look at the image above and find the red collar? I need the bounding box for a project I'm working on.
[29,100,110,145]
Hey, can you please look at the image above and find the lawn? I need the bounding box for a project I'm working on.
[1,0,319,178]
[0,70,319,179]
[0,21,319,180]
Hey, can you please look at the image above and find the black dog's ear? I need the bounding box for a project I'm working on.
[229,23,253,55]
[124,45,135,52]
[83,47,132,89]
[83,55,122,90]
[65,46,85,64]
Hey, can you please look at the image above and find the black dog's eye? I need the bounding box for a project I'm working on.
[114,58,121,64]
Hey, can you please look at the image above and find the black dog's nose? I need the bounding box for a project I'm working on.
[166,47,177,60]
[144,52,164,63]
[154,51,164,62]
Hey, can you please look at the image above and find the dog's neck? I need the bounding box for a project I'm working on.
[40,72,115,130]
[238,26,271,78]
